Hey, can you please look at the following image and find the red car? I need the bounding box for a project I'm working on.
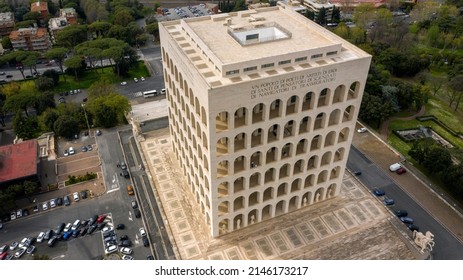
[96,214,107,224]
[396,167,407,175]
[0,252,7,260]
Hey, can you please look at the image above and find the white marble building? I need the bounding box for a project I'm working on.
[159,6,371,237]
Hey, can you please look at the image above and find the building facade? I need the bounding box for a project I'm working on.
[30,1,49,21]
[59,8,78,24]
[9,27,51,51]
[49,17,69,43]
[0,12,15,36]
[160,6,371,237]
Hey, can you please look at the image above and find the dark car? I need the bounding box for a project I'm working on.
[118,240,132,247]
[97,222,107,230]
[64,195,70,206]
[147,255,154,260]
[56,197,63,206]
[55,223,65,235]
[395,210,408,218]
[6,74,13,78]
[353,171,362,176]
[96,214,107,224]
[396,167,407,175]
[81,227,88,236]
[72,229,81,238]
[103,231,114,238]
[408,224,419,231]
[23,209,29,216]
[44,229,54,240]
[373,188,385,196]
[131,200,138,209]
[116,223,125,230]
[88,215,98,226]
[80,190,88,199]
[119,235,128,241]
[87,224,97,234]
[134,208,141,218]
[47,237,58,247]
[120,170,130,178]
[142,236,149,247]
[104,236,116,243]
[400,217,414,224]
[383,198,395,206]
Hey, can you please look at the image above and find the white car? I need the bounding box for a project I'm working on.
[15,248,26,259]
[140,77,145,81]
[37,232,45,243]
[64,149,69,156]
[69,147,75,155]
[120,247,133,255]
[42,202,48,211]
[73,192,80,202]
[133,77,138,83]
[9,242,18,250]
[161,88,166,95]
[10,212,16,220]
[122,255,134,260]
[139,227,147,237]
[19,238,30,249]
[105,244,118,254]
[357,127,367,133]
[102,226,114,233]
[50,199,56,208]
[64,222,72,233]
[71,219,81,231]
[120,81,127,85]
[16,209,23,218]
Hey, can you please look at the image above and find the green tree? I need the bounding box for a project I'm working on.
[316,7,327,25]
[145,22,159,41]
[55,25,88,49]
[87,78,116,98]
[13,112,39,140]
[23,180,39,202]
[1,36,11,50]
[64,56,84,80]
[232,0,247,12]
[448,75,463,111]
[87,93,131,127]
[113,8,134,26]
[35,77,55,91]
[45,47,68,73]
[42,69,60,85]
[88,21,113,37]
[3,92,40,116]
[53,115,80,139]
[22,11,41,22]
[39,108,60,132]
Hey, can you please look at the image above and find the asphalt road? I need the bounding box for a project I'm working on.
[347,145,463,259]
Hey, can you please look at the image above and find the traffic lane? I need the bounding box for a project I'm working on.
[348,146,463,259]
[117,76,165,97]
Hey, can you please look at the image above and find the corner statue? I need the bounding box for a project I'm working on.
[413,230,435,253]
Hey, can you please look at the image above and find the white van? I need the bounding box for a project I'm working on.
[389,163,401,172]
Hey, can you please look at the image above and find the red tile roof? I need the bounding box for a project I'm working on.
[0,139,38,184]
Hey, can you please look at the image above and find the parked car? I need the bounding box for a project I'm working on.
[71,219,81,231]
[0,245,7,254]
[81,145,88,152]
[96,130,102,136]
[69,146,75,155]
[147,255,154,260]
[142,236,149,247]
[88,215,98,226]
[102,226,114,233]
[81,227,88,236]
[10,212,16,220]
[116,223,125,230]
[64,195,70,206]
[88,224,97,235]
[400,217,414,224]
[47,237,58,247]
[127,185,134,195]
[120,170,130,178]
[105,244,118,254]
[395,210,408,217]
[353,171,362,176]
[62,231,72,241]
[161,88,166,94]
[64,222,72,233]
[80,190,88,199]
[16,209,23,218]
[357,127,367,133]
[131,200,138,209]
[133,77,138,83]
[396,167,407,175]
[50,199,56,208]
[134,208,141,218]
[9,242,18,250]
[120,81,127,86]
[120,162,127,170]
[73,192,80,202]
[140,77,145,81]
[33,205,39,212]
[120,247,132,254]
[96,214,107,224]
[87,144,93,151]
[14,248,26,258]
[139,227,147,237]
[122,255,134,260]
[37,232,45,243]
[119,235,128,241]
[55,223,65,235]
[56,197,63,206]
[408,224,419,231]
[44,229,54,240]
[118,240,132,247]
[373,188,385,196]
[26,245,36,254]
[384,198,395,206]
[42,202,48,211]
[72,229,81,237]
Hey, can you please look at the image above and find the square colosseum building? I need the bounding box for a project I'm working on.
[159,6,372,238]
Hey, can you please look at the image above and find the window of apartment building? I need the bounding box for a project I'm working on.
[311,53,323,59]
[295,56,307,62]
[261,63,274,69]
[327,51,338,56]
[226,69,239,75]
[244,66,257,72]
[278,60,291,65]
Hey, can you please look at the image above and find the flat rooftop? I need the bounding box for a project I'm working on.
[0,139,38,185]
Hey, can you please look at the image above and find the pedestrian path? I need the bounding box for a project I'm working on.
[139,128,418,260]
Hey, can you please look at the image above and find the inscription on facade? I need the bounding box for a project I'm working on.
[250,68,337,99]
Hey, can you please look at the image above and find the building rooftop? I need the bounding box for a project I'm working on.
[0,12,13,22]
[31,1,48,12]
[0,139,38,185]
[161,6,370,86]
[49,17,68,30]
[9,27,48,40]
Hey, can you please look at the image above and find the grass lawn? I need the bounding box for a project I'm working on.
[53,61,150,93]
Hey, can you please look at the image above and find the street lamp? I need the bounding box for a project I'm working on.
[81,104,91,137]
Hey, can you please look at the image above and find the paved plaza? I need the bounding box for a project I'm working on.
[138,128,420,260]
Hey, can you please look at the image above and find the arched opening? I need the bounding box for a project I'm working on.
[201,107,207,126]
[262,187,273,202]
[283,120,295,138]
[314,188,325,203]
[267,124,280,143]
[294,159,304,175]
[296,139,308,155]
[218,201,229,216]
[333,85,346,103]
[321,151,332,166]
[234,132,246,152]
[251,128,264,147]
[348,81,360,100]
[343,105,355,122]
[265,147,277,164]
[281,143,292,159]
[219,219,229,235]
[302,191,312,206]
[249,172,260,188]
[288,196,299,212]
[233,155,246,174]
[304,174,315,188]
[317,88,330,107]
[317,170,328,184]
[234,107,248,128]
[216,137,229,155]
[264,168,276,183]
[310,135,322,151]
[307,155,318,170]
[338,127,350,143]
[250,151,262,168]
[299,116,311,134]
[275,200,285,216]
[279,163,291,179]
[269,99,282,119]
[248,191,259,207]
[326,183,337,198]
[262,204,272,221]
[233,196,245,211]
[324,131,336,147]
[302,91,314,111]
[314,113,326,130]
[291,178,301,192]
[234,177,245,193]
[330,166,341,179]
[252,103,265,124]
[233,214,244,230]
[215,111,228,132]
[248,209,259,225]
[328,109,341,126]
[286,95,298,115]
[216,160,229,178]
[334,147,345,162]
[277,183,288,197]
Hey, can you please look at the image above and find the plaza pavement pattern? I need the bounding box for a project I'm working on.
[140,128,418,260]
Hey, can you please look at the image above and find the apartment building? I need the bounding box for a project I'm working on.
[9,27,51,51]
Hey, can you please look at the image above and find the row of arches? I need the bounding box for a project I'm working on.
[216,124,350,156]
[216,166,342,208]
[216,184,338,234]
[215,83,360,132]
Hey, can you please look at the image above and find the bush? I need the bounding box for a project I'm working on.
[65,172,97,186]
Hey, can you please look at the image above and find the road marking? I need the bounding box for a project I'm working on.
[106,188,119,194]
[133,91,143,97]
[128,211,132,221]
[52,254,65,259]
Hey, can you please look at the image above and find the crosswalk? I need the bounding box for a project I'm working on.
[132,91,143,97]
